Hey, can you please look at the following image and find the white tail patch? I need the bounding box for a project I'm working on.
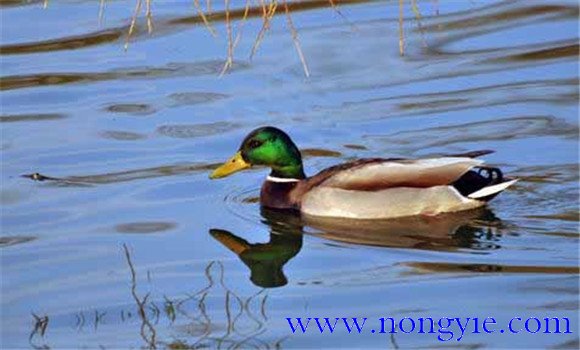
[468,179,518,199]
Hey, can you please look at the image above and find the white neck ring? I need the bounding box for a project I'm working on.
[266,175,301,183]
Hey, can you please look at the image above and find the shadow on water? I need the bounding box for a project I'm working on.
[19,146,343,188]
[0,235,37,248]
[0,113,67,123]
[3,1,576,92]
[210,209,305,289]
[402,261,580,275]
[0,0,374,56]
[21,162,219,186]
[27,208,578,348]
[304,208,507,252]
[366,116,579,155]
[0,60,248,91]
[210,207,517,289]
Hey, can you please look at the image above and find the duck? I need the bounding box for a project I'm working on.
[209,126,517,219]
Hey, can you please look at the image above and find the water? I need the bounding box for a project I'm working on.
[1,0,578,348]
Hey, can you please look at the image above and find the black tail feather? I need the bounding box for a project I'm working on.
[452,166,505,202]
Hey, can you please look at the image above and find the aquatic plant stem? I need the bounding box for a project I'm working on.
[250,0,278,60]
[194,0,217,36]
[114,0,418,73]
[125,0,143,51]
[98,0,106,25]
[220,0,234,76]
[233,0,252,49]
[122,244,157,348]
[411,0,428,48]
[399,0,404,56]
[284,0,310,77]
[328,0,357,30]
[146,0,153,34]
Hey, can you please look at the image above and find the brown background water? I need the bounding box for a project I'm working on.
[1,0,579,348]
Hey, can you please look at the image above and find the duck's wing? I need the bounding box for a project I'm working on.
[318,157,484,191]
[293,155,517,219]
[444,150,494,158]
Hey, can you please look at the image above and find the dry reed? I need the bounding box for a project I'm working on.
[41,0,425,77]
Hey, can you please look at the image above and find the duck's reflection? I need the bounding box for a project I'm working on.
[210,209,303,288]
[210,208,504,288]
[304,208,503,252]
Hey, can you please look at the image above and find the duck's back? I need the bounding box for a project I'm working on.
[298,156,515,219]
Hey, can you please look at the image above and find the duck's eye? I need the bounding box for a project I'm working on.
[248,139,262,149]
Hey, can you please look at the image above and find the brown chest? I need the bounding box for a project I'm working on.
[260,181,300,210]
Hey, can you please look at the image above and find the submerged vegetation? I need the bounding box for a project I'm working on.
[39,0,431,77]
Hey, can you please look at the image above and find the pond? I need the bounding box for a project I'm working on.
[1,0,578,348]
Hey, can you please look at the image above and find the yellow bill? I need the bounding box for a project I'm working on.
[210,151,251,179]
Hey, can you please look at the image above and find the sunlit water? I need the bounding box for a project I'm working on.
[1,0,579,348]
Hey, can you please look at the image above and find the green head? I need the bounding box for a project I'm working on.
[210,126,306,179]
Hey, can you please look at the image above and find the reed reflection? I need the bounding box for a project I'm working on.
[28,251,286,349]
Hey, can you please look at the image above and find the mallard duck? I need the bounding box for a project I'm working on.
[209,126,517,219]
